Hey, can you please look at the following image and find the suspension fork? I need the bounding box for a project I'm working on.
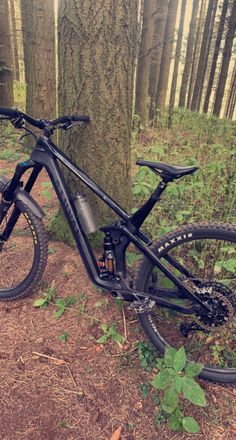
[0,161,42,240]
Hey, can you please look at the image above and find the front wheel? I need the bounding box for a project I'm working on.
[0,187,48,300]
[134,222,236,383]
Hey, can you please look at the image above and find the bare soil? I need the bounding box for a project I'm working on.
[0,154,236,440]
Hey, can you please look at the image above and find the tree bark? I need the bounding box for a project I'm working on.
[213,0,236,117]
[169,0,187,108]
[9,0,20,81]
[191,0,216,111]
[135,0,157,125]
[149,0,168,119]
[179,0,200,108]
[0,0,14,106]
[58,0,138,224]
[155,0,179,111]
[187,0,206,108]
[203,0,229,113]
[224,57,236,118]
[198,0,218,111]
[21,0,56,118]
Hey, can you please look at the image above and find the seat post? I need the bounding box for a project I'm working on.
[130,178,169,230]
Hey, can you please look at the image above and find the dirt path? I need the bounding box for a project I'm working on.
[0,151,235,440]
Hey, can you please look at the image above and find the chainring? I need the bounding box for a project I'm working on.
[193,282,234,331]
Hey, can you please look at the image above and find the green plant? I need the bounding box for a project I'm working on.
[58,331,68,342]
[138,341,157,371]
[33,286,57,307]
[53,296,77,318]
[0,148,21,162]
[40,181,53,200]
[97,323,125,346]
[151,346,206,433]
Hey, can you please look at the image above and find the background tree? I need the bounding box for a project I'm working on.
[21,0,56,118]
[213,0,236,116]
[9,0,20,82]
[169,0,187,109]
[155,0,179,111]
[58,0,138,224]
[191,0,217,111]
[179,0,200,108]
[187,0,207,109]
[149,0,168,119]
[203,0,230,113]
[224,57,236,118]
[0,0,14,106]
[135,0,157,125]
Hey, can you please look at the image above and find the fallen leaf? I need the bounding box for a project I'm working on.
[110,426,122,440]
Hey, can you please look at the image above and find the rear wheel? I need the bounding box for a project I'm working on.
[134,222,236,383]
[0,184,47,299]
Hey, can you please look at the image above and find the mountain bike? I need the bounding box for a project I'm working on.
[0,107,235,383]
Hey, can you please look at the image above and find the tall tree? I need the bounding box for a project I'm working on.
[203,0,229,113]
[179,0,200,108]
[191,0,217,111]
[21,0,56,118]
[149,0,168,119]
[225,57,236,118]
[187,0,207,108]
[135,0,157,125]
[58,0,138,224]
[213,0,236,116]
[0,0,14,106]
[169,0,187,108]
[9,0,20,81]
[198,0,218,110]
[155,0,179,110]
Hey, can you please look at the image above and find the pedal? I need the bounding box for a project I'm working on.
[129,298,155,314]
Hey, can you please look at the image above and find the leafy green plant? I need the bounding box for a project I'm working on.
[33,287,77,318]
[53,296,77,318]
[138,341,157,371]
[33,286,57,308]
[58,331,68,343]
[0,148,21,162]
[97,323,125,346]
[151,346,206,433]
[40,181,53,200]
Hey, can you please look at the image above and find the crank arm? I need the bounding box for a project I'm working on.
[111,289,195,315]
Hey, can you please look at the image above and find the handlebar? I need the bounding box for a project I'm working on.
[0,107,90,130]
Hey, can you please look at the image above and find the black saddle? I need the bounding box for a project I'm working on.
[136,160,198,179]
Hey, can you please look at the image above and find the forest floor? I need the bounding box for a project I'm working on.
[0,126,236,440]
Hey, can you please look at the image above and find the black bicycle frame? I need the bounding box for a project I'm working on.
[1,134,207,313]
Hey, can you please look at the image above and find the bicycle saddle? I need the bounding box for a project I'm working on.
[136,160,198,179]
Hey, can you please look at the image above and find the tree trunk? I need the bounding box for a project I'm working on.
[228,76,236,119]
[0,0,14,106]
[58,0,138,225]
[9,0,20,81]
[21,0,56,119]
[169,0,187,109]
[179,0,200,108]
[191,0,216,111]
[198,0,218,111]
[213,0,236,117]
[155,0,179,111]
[149,0,168,119]
[187,0,206,108]
[135,0,157,126]
[203,0,229,114]
[224,57,236,118]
